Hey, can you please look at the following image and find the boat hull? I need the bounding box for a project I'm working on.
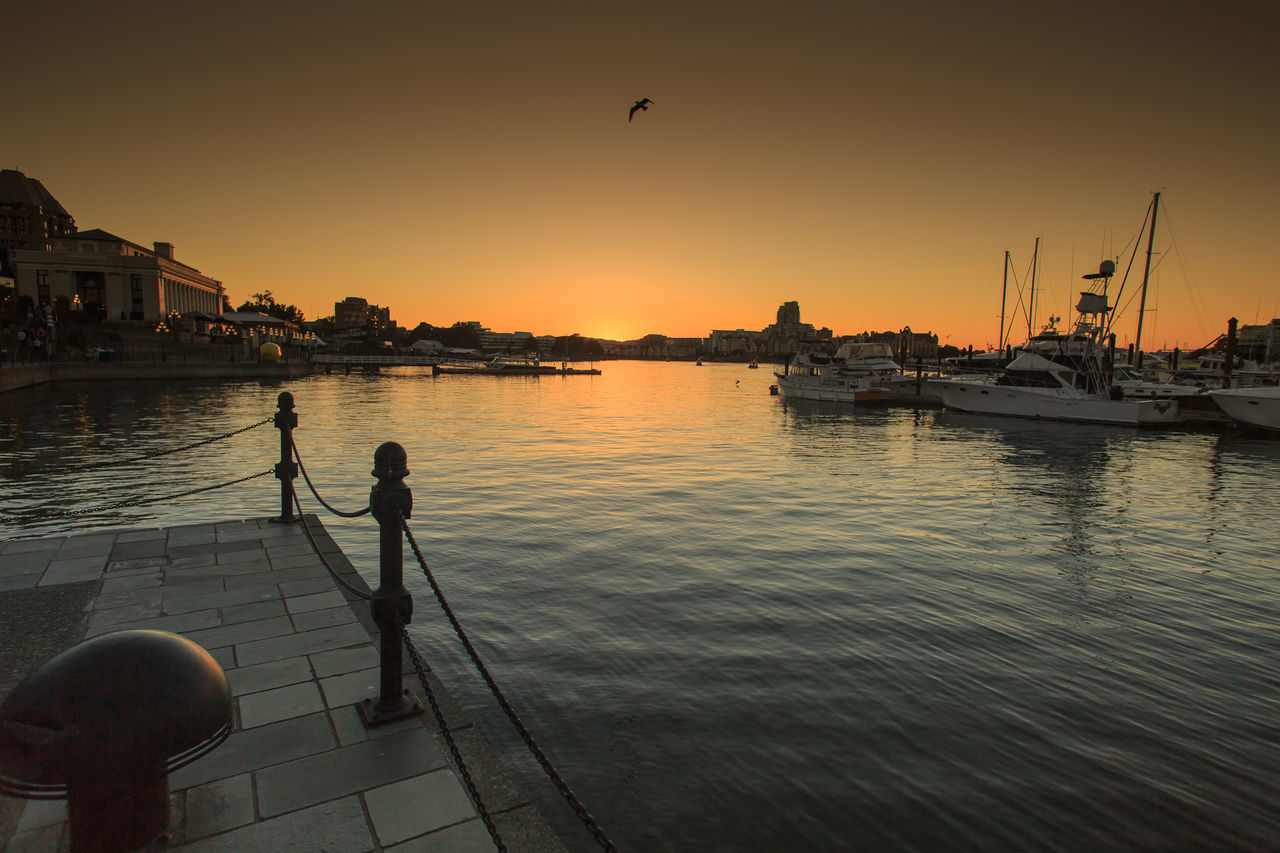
[1208,387,1280,431]
[931,380,1179,426]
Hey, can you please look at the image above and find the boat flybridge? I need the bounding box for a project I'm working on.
[928,265,1179,426]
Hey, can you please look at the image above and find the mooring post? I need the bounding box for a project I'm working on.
[1224,317,1238,387]
[271,392,298,523]
[361,441,423,726]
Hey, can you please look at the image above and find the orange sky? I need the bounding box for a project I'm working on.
[9,0,1277,350]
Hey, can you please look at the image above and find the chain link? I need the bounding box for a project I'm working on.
[401,519,619,851]
[290,488,373,600]
[53,417,275,474]
[402,627,506,852]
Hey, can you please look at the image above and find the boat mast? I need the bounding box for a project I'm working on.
[1028,237,1040,338]
[1133,191,1160,369]
[999,251,1009,350]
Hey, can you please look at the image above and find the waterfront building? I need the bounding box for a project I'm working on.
[0,169,76,254]
[13,229,224,321]
[1237,319,1280,364]
[479,330,534,352]
[709,301,833,358]
[333,296,393,332]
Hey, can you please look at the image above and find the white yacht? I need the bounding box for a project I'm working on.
[1208,386,1280,432]
[929,298,1179,427]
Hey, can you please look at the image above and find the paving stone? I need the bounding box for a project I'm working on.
[319,666,381,708]
[85,608,222,639]
[87,600,164,630]
[1,552,55,575]
[311,646,380,678]
[222,599,288,625]
[239,681,326,729]
[292,605,358,633]
[1,538,62,555]
[0,574,41,593]
[116,528,166,544]
[281,576,341,597]
[256,726,445,818]
[39,556,107,584]
[384,817,497,852]
[182,773,255,842]
[226,656,313,696]
[92,586,165,611]
[235,622,371,667]
[286,589,347,615]
[106,556,166,571]
[365,769,477,846]
[167,553,219,570]
[5,822,67,853]
[169,795,372,853]
[183,616,295,651]
[269,553,327,571]
[330,705,370,746]
[225,564,328,590]
[111,539,168,561]
[207,645,236,671]
[266,543,317,560]
[55,533,116,557]
[169,712,335,791]
[164,584,280,615]
[13,795,66,831]
[99,573,163,594]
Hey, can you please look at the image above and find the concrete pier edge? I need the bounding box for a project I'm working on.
[0,516,568,852]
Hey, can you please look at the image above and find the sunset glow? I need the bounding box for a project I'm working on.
[8,0,1276,349]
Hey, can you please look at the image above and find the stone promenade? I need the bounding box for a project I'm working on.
[0,517,566,852]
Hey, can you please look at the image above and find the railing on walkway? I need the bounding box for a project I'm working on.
[5,391,618,851]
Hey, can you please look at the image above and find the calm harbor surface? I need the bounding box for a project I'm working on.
[3,361,1279,851]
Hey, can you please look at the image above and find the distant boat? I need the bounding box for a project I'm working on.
[1208,386,1280,432]
[696,358,703,366]
[748,359,759,369]
[774,341,932,404]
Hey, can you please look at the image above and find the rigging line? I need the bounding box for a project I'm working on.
[290,437,372,518]
[1158,200,1212,345]
[291,489,374,600]
[400,519,619,852]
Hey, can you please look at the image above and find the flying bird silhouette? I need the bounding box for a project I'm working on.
[629,98,653,122]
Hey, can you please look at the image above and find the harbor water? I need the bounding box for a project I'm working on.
[2,361,1278,850]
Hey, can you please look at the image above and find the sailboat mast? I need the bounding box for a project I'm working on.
[999,250,1009,349]
[1028,237,1040,338]
[1133,191,1160,369]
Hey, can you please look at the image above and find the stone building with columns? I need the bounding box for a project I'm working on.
[13,228,224,321]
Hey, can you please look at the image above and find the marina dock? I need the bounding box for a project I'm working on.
[0,517,567,852]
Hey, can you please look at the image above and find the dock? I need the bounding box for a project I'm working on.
[0,517,568,852]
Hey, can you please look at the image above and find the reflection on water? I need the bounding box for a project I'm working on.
[3,363,1280,850]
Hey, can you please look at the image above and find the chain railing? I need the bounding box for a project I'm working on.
[10,388,619,850]
[285,430,619,851]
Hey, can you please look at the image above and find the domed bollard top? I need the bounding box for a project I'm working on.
[0,629,233,851]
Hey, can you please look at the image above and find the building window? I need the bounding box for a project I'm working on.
[36,270,49,302]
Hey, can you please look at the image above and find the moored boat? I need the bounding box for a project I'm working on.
[1208,386,1280,432]
[774,341,937,404]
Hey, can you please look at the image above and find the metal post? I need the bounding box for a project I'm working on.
[360,441,423,726]
[271,392,298,523]
[1224,317,1238,387]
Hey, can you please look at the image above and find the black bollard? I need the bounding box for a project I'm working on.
[271,392,298,523]
[360,442,423,726]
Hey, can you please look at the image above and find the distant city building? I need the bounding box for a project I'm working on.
[479,330,534,352]
[0,169,76,254]
[709,301,832,358]
[1237,319,1279,363]
[334,296,392,331]
[13,229,223,321]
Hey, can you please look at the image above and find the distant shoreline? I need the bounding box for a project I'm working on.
[0,361,316,394]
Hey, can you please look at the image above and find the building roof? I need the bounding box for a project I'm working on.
[67,229,208,276]
[221,311,298,330]
[0,170,72,217]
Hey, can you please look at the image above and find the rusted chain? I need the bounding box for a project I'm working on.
[401,519,619,852]
[290,488,373,601]
[402,627,506,852]
[290,436,371,518]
